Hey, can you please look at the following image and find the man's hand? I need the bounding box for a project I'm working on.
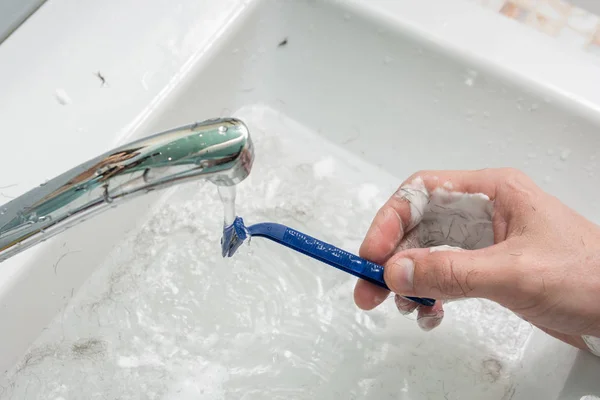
[354,168,600,353]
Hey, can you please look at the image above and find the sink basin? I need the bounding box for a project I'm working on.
[1,0,600,398]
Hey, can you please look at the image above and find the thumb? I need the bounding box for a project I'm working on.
[383,244,514,301]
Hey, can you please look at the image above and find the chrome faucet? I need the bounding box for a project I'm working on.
[0,117,254,263]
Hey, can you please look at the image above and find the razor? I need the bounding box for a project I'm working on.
[221,216,436,308]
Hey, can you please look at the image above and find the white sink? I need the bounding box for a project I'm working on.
[1,0,600,399]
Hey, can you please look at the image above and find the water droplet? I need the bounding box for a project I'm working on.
[433,98,439,104]
[516,97,524,110]
[218,126,228,134]
[167,157,173,161]
[465,109,476,121]
[543,96,552,104]
[528,152,537,159]
[54,88,72,106]
[483,111,491,119]
[232,48,239,54]
[560,148,571,161]
[284,350,292,358]
[0,208,6,215]
[343,13,351,21]
[547,148,555,156]
[543,176,551,183]
[383,55,393,64]
[464,69,478,87]
[529,103,539,111]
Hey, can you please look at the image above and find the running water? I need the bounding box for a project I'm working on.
[217,185,237,227]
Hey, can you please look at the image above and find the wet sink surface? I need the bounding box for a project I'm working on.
[2,0,600,398]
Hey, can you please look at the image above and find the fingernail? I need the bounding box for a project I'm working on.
[372,294,388,306]
[417,315,442,332]
[582,335,600,357]
[387,258,414,294]
[394,177,429,231]
[395,295,418,315]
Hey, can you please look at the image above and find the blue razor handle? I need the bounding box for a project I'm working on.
[223,217,435,307]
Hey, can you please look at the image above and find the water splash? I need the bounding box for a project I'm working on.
[464,69,478,87]
[560,148,572,161]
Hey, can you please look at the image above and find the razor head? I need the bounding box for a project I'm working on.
[221,216,249,257]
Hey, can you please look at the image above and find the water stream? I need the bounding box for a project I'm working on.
[217,185,237,228]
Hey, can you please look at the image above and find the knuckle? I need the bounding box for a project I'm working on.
[499,169,539,211]
[504,258,549,310]
[500,167,524,177]
[416,254,469,298]
[501,168,531,190]
[404,170,426,185]
[434,257,456,296]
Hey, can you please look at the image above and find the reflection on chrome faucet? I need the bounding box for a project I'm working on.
[0,117,254,263]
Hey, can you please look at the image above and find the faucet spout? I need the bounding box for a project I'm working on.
[0,117,254,263]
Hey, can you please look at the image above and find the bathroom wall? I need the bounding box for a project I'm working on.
[0,0,46,43]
